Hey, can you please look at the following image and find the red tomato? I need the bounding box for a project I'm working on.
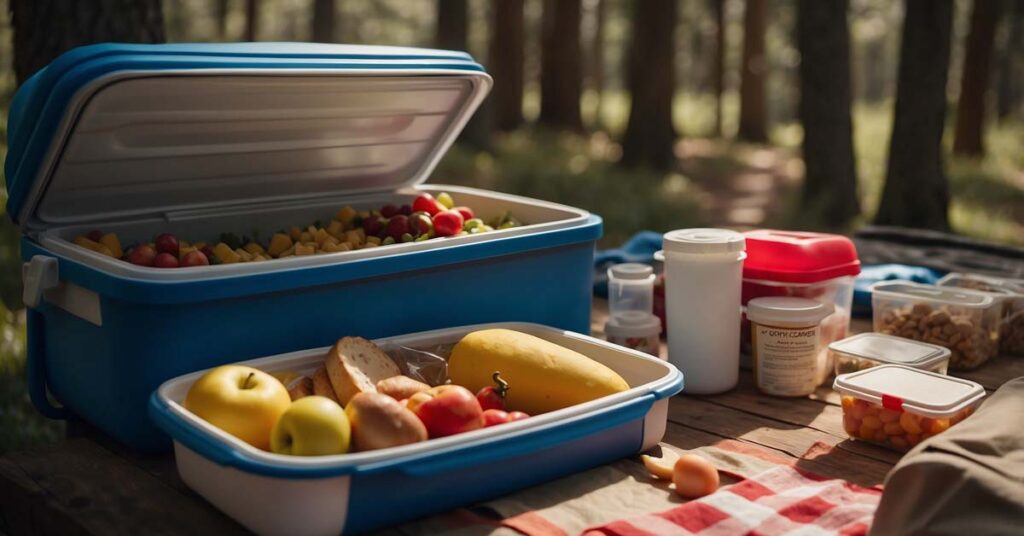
[180,250,210,267]
[507,411,530,422]
[153,252,180,268]
[127,245,158,267]
[380,204,400,218]
[406,385,483,438]
[412,193,445,216]
[476,386,505,411]
[453,206,475,221]
[363,216,386,237]
[432,211,464,237]
[482,409,510,427]
[154,233,179,256]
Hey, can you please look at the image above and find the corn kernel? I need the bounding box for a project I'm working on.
[268,233,293,257]
[300,231,313,243]
[336,206,357,223]
[100,233,123,258]
[289,226,302,240]
[295,243,315,256]
[178,246,197,260]
[314,228,331,245]
[327,220,344,238]
[243,242,265,255]
[213,243,240,264]
[74,236,115,257]
[365,235,381,246]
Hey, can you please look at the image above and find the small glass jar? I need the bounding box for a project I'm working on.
[607,263,656,318]
[605,311,662,358]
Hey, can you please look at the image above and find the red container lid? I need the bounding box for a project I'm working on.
[743,230,861,284]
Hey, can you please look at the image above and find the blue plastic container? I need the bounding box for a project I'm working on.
[7,43,602,451]
[150,323,683,535]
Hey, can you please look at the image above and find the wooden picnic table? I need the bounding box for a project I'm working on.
[1,298,1021,535]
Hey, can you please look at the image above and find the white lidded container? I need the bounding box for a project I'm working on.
[871,281,1003,370]
[149,322,683,535]
[936,272,1024,356]
[746,297,834,396]
[663,229,746,394]
[833,365,985,452]
[607,263,656,318]
[604,311,662,357]
[830,333,951,376]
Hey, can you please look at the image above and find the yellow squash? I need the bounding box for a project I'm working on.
[448,329,630,415]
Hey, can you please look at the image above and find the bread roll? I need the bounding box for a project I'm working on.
[345,392,427,451]
[311,366,339,403]
[324,337,400,405]
[376,375,431,401]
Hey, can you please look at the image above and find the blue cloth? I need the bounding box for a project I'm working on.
[593,231,663,297]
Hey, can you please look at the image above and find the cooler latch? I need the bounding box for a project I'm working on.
[22,256,59,309]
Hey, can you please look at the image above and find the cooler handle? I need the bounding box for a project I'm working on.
[26,308,72,420]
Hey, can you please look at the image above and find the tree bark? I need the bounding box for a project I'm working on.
[797,0,859,226]
[435,0,468,51]
[738,0,768,142]
[710,0,726,137]
[621,0,677,170]
[311,0,336,43]
[213,0,230,38]
[11,0,165,86]
[996,0,1023,121]
[952,0,1001,157]
[245,0,259,41]
[490,0,525,131]
[875,0,954,231]
[589,0,607,129]
[539,0,583,131]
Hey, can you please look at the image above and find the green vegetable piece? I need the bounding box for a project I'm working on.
[382,236,396,245]
[401,233,414,243]
[437,192,455,209]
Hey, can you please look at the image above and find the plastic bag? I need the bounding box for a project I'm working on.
[387,344,454,386]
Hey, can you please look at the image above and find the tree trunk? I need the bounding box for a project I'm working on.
[797,0,859,226]
[874,0,954,231]
[952,0,1001,157]
[589,0,607,129]
[435,0,468,51]
[11,0,165,86]
[710,0,726,136]
[996,0,1023,121]
[490,0,525,132]
[311,0,336,43]
[214,0,230,38]
[738,0,768,142]
[621,0,677,170]
[539,0,583,131]
[245,0,259,41]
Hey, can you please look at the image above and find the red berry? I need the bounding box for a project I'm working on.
[399,204,413,216]
[507,411,530,422]
[180,250,210,267]
[363,216,386,237]
[432,211,464,237]
[154,233,179,256]
[127,245,158,267]
[453,206,475,221]
[476,386,505,411]
[412,193,445,216]
[380,204,399,218]
[386,215,410,240]
[153,252,179,268]
[482,409,511,427]
[86,230,103,242]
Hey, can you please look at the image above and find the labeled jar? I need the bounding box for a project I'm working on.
[747,297,834,397]
[830,333,951,375]
[607,263,656,318]
[605,311,662,358]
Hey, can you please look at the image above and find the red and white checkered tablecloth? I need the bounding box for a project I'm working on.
[583,465,882,536]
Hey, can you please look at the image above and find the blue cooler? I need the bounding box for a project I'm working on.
[6,43,602,451]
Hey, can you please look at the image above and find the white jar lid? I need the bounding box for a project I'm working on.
[663,228,745,254]
[829,333,950,369]
[746,297,834,328]
[605,311,662,337]
[608,263,654,280]
[833,364,985,419]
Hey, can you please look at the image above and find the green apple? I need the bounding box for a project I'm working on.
[185,365,291,451]
[271,396,351,456]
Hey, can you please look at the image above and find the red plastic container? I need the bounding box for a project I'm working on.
[740,230,861,383]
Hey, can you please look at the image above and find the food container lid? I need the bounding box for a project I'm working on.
[608,263,654,281]
[746,297,834,328]
[871,281,998,309]
[604,311,662,337]
[829,333,950,369]
[742,229,861,284]
[5,43,491,228]
[662,228,745,255]
[833,365,985,419]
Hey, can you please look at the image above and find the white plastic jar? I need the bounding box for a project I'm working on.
[747,297,834,397]
[605,311,662,358]
[663,228,746,394]
[607,263,656,318]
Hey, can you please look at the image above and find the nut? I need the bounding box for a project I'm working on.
[876,302,997,370]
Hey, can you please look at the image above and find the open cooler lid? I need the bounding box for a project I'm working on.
[833,365,985,419]
[4,43,491,228]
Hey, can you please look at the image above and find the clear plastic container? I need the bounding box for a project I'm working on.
[871,281,1002,370]
[607,263,656,318]
[834,365,985,452]
[936,272,1024,356]
[604,311,662,358]
[830,333,951,376]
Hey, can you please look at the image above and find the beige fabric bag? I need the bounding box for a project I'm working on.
[870,377,1024,535]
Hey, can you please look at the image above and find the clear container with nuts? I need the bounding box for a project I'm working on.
[870,281,1002,370]
[830,333,951,376]
[834,365,985,452]
[936,272,1024,357]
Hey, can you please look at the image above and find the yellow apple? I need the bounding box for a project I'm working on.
[270,396,351,456]
[185,365,291,450]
